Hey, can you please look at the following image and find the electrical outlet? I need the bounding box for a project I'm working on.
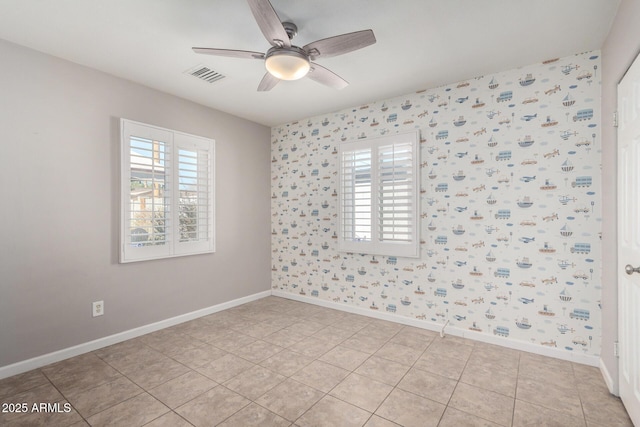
[92,301,104,317]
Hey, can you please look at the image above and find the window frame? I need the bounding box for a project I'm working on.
[120,119,215,263]
[338,131,420,258]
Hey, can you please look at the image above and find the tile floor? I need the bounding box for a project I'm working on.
[0,296,633,427]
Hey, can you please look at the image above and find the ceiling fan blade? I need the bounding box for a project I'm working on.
[307,63,348,90]
[258,72,280,91]
[192,47,265,59]
[303,29,376,60]
[247,0,291,48]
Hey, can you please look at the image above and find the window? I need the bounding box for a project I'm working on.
[120,119,215,262]
[338,131,419,257]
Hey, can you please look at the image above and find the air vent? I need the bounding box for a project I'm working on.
[185,65,225,84]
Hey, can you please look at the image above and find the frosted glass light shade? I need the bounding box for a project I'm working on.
[265,49,310,81]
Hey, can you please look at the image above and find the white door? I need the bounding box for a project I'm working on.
[617,50,640,426]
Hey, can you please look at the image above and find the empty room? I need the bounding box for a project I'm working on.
[0,0,638,426]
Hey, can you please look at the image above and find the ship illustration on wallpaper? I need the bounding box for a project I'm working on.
[538,305,556,316]
[516,317,532,329]
[518,135,535,148]
[559,288,572,302]
[518,197,534,208]
[519,73,536,86]
[560,224,573,237]
[562,93,576,107]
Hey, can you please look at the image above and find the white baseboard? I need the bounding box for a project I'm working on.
[0,290,271,380]
[600,357,619,396]
[272,290,600,367]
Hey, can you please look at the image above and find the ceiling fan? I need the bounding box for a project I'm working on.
[192,0,376,91]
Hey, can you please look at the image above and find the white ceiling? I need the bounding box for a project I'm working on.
[0,0,620,127]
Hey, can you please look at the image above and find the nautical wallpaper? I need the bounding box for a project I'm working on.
[271,51,602,360]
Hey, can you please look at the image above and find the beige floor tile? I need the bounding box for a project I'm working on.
[362,321,403,338]
[307,309,349,325]
[231,339,284,363]
[285,320,327,336]
[341,333,387,354]
[288,336,337,358]
[260,348,314,376]
[225,316,259,332]
[439,406,504,427]
[354,356,409,386]
[296,395,371,427]
[374,341,423,366]
[449,382,514,426]
[572,363,609,394]
[0,384,83,427]
[95,342,165,371]
[580,390,634,426]
[217,402,290,427]
[355,355,410,386]
[472,342,521,367]
[240,321,284,339]
[0,369,49,400]
[518,356,576,390]
[388,328,435,351]
[86,392,169,427]
[330,373,393,412]
[66,375,143,417]
[169,343,227,369]
[149,370,217,409]
[255,378,324,422]
[460,358,518,397]
[263,314,297,329]
[263,328,308,347]
[516,375,583,417]
[413,350,467,380]
[121,355,191,390]
[330,315,371,333]
[1,298,633,427]
[425,337,474,361]
[397,367,457,405]
[519,351,573,369]
[140,330,205,356]
[42,353,122,395]
[196,353,254,383]
[319,345,370,371]
[356,326,397,343]
[210,331,257,352]
[291,360,350,392]
[175,385,250,426]
[143,411,193,427]
[312,325,356,344]
[1,400,83,427]
[184,323,233,343]
[375,388,446,427]
[223,364,286,400]
[364,414,402,426]
[513,399,586,427]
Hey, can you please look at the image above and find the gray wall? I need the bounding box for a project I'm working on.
[600,0,640,392]
[0,39,271,368]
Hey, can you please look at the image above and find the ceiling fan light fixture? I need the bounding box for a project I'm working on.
[265,47,310,80]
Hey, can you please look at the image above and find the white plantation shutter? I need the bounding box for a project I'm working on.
[379,141,415,243]
[339,132,419,257]
[174,134,214,255]
[121,119,215,262]
[340,147,373,243]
